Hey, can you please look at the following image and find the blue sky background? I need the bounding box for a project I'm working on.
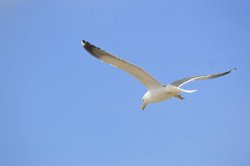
[1,0,250,166]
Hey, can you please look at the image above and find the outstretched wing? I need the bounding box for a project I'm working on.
[171,68,236,87]
[81,40,162,90]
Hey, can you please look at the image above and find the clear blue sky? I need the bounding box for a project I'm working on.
[1,0,250,166]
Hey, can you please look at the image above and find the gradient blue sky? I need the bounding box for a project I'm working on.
[1,0,250,166]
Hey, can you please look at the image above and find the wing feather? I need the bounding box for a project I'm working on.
[81,40,162,90]
[171,68,236,87]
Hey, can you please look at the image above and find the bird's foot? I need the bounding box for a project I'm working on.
[175,94,184,100]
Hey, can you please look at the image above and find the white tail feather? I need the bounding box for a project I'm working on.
[180,89,197,93]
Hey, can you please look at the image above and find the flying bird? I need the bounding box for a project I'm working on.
[81,40,235,110]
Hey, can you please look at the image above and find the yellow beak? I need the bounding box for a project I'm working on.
[141,102,146,110]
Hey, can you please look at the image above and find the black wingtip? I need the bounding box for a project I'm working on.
[81,40,87,46]
[224,68,237,75]
[229,68,237,73]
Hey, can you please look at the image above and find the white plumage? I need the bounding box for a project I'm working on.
[81,40,235,110]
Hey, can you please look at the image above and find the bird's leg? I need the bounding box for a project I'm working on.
[175,94,184,100]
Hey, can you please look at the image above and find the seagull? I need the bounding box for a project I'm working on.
[81,40,235,110]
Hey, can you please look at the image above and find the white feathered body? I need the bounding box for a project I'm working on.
[143,85,183,103]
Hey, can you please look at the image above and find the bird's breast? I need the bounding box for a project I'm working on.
[147,87,174,103]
